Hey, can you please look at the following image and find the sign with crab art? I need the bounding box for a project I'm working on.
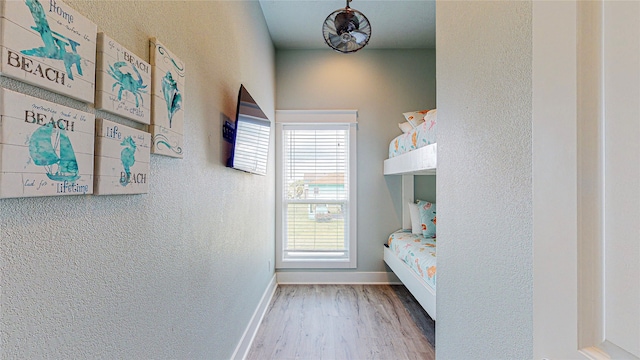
[95,33,151,125]
[149,38,184,158]
[93,119,150,195]
[0,0,97,103]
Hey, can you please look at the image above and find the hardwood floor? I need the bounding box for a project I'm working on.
[247,285,435,360]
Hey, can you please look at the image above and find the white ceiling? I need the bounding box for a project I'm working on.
[258,0,436,50]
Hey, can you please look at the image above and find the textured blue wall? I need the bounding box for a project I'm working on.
[0,1,275,358]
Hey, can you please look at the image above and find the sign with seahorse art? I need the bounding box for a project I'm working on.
[93,119,150,195]
[95,33,151,125]
[0,0,97,103]
[0,88,95,198]
[149,38,184,158]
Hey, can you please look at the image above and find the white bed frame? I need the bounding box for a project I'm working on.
[384,246,436,319]
[383,142,437,320]
[384,143,437,176]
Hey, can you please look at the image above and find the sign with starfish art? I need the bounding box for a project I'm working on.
[93,118,150,195]
[0,0,97,103]
[0,88,95,198]
[95,33,151,125]
[149,38,184,158]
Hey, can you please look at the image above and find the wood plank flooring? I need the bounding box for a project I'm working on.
[247,285,435,360]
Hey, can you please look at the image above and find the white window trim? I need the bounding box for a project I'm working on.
[275,110,358,269]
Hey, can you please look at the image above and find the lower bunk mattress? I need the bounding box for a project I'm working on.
[387,230,437,290]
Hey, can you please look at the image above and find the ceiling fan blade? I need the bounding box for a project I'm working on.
[350,30,368,44]
[338,42,350,52]
[328,33,344,48]
[334,11,359,34]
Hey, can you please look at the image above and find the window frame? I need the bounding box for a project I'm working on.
[275,110,358,269]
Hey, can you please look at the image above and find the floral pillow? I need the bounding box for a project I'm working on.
[424,109,437,123]
[403,110,430,126]
[417,200,436,239]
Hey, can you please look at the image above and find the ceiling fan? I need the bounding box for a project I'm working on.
[322,0,371,53]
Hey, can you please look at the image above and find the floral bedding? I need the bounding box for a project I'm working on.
[388,116,437,158]
[387,229,437,290]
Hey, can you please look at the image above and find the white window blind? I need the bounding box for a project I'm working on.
[283,126,349,257]
[276,110,357,269]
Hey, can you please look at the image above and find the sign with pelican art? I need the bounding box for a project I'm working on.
[149,38,184,158]
[95,33,151,125]
[94,119,150,195]
[0,88,95,198]
[0,0,97,103]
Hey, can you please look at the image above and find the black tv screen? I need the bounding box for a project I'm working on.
[227,85,271,175]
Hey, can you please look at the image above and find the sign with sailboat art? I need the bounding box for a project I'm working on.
[149,38,185,158]
[0,88,95,198]
[0,0,98,103]
[94,119,151,195]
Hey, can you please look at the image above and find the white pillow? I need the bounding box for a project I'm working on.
[398,121,413,133]
[408,202,421,235]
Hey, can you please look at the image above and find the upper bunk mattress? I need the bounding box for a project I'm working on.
[387,229,437,290]
[389,115,437,158]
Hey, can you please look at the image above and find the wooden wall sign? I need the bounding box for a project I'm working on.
[0,0,97,103]
[0,88,95,198]
[149,38,185,158]
[94,119,150,195]
[95,33,151,125]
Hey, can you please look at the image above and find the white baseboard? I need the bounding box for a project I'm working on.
[276,271,401,284]
[231,274,277,360]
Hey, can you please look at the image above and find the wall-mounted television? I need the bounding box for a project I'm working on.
[225,85,271,175]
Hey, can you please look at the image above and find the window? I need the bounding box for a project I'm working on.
[276,110,357,269]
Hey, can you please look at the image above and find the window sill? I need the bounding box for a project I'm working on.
[276,257,356,269]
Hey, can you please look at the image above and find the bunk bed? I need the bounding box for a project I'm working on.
[383,110,437,321]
